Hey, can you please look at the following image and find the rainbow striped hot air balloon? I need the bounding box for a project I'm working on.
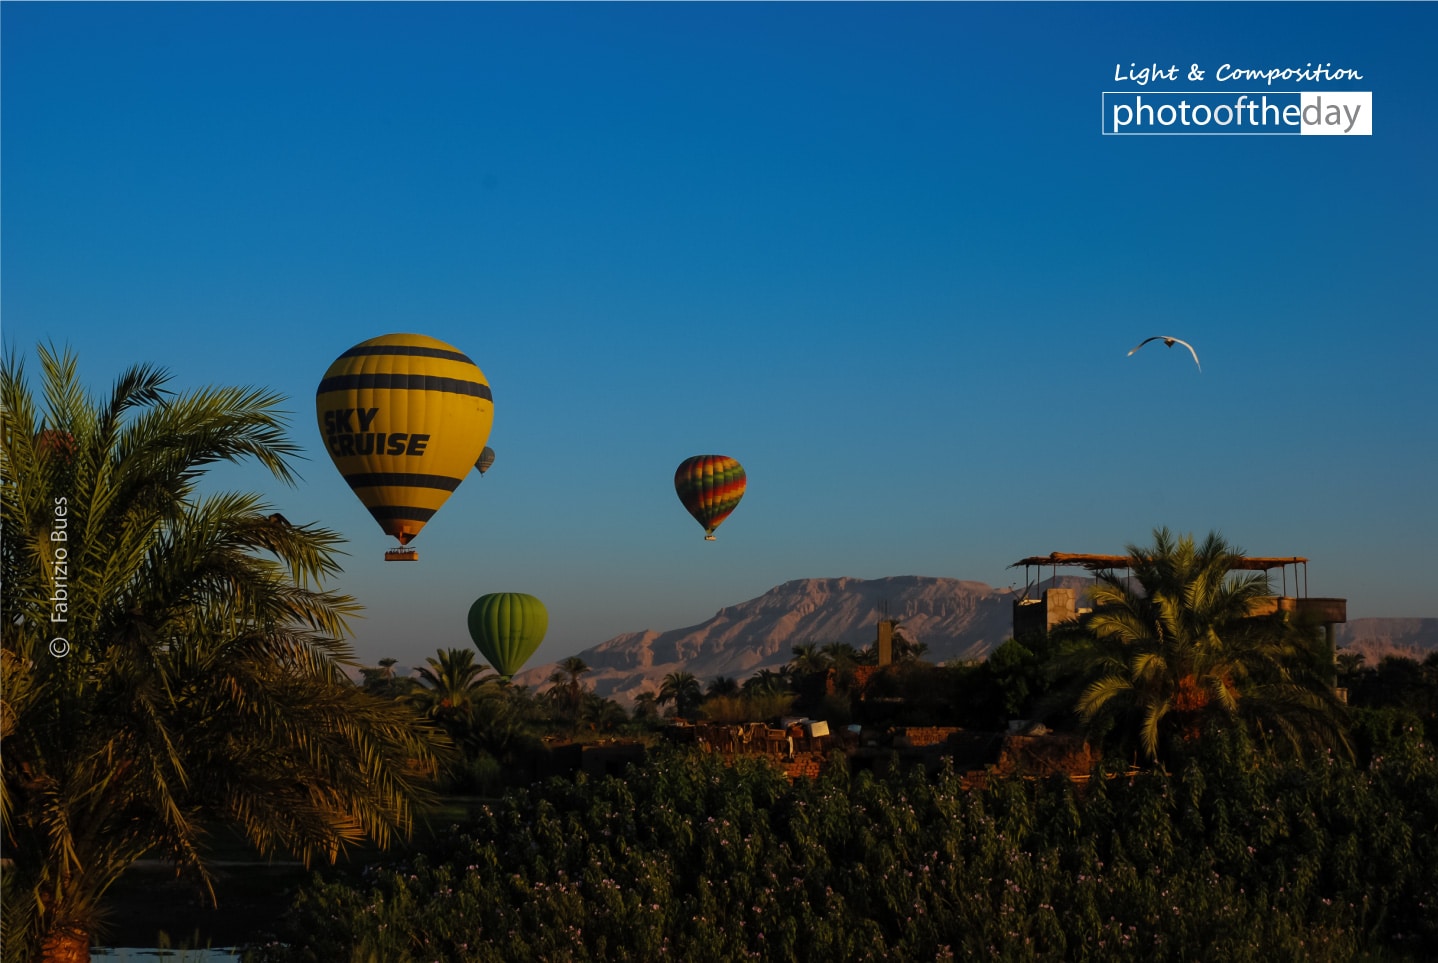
[674,455,746,540]
[316,333,494,559]
[467,592,548,680]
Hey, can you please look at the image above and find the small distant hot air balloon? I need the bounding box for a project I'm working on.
[467,592,548,680]
[316,334,494,560]
[674,455,746,540]
[475,446,495,475]
[34,429,76,464]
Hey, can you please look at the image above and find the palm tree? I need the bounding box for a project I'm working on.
[820,642,861,672]
[705,676,739,699]
[546,656,592,722]
[464,685,544,764]
[1335,650,1366,688]
[742,667,792,698]
[409,648,499,754]
[361,656,421,699]
[788,643,830,675]
[1056,528,1350,766]
[657,670,703,720]
[631,691,661,722]
[579,694,629,732]
[1,345,441,961]
[891,624,928,663]
[412,648,495,713]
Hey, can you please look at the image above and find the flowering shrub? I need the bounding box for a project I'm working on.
[249,713,1437,962]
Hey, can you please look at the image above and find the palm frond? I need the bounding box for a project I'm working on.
[1076,675,1132,720]
[1140,700,1172,762]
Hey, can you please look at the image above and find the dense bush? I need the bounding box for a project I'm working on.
[248,715,1437,963]
[699,693,797,725]
[1343,654,1438,746]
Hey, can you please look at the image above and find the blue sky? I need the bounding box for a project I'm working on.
[5,2,1435,672]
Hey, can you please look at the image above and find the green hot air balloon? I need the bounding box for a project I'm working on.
[467,592,548,679]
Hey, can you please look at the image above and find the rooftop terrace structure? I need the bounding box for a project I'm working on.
[1009,551,1347,643]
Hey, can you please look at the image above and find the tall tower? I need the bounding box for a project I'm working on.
[877,600,895,666]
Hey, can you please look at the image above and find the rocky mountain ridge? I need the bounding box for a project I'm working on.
[513,577,1438,706]
[514,574,1074,704]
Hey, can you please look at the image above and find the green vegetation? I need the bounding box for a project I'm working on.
[1,347,442,962]
[1341,651,1438,744]
[247,721,1438,962]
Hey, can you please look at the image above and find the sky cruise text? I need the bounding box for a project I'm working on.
[321,407,432,457]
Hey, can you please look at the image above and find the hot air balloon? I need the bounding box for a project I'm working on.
[316,333,494,560]
[475,446,495,475]
[34,429,76,464]
[674,455,746,540]
[467,592,548,680]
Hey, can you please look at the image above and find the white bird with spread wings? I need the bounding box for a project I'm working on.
[1128,335,1201,372]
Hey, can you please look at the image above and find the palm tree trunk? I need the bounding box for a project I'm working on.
[40,925,90,963]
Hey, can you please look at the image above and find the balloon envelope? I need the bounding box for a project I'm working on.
[467,592,548,679]
[34,429,76,463]
[316,333,494,547]
[476,446,495,475]
[674,455,746,539]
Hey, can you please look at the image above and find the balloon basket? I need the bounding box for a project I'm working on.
[704,534,716,541]
[385,548,419,562]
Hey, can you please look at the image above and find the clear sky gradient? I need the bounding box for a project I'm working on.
[4,2,1435,671]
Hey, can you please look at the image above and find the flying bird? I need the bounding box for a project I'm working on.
[1128,336,1201,372]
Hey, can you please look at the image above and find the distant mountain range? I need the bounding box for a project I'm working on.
[512,576,1438,705]
[1334,619,1438,666]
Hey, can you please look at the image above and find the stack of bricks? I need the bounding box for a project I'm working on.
[782,753,827,781]
[892,726,961,748]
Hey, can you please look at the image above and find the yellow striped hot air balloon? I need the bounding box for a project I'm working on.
[316,333,494,560]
